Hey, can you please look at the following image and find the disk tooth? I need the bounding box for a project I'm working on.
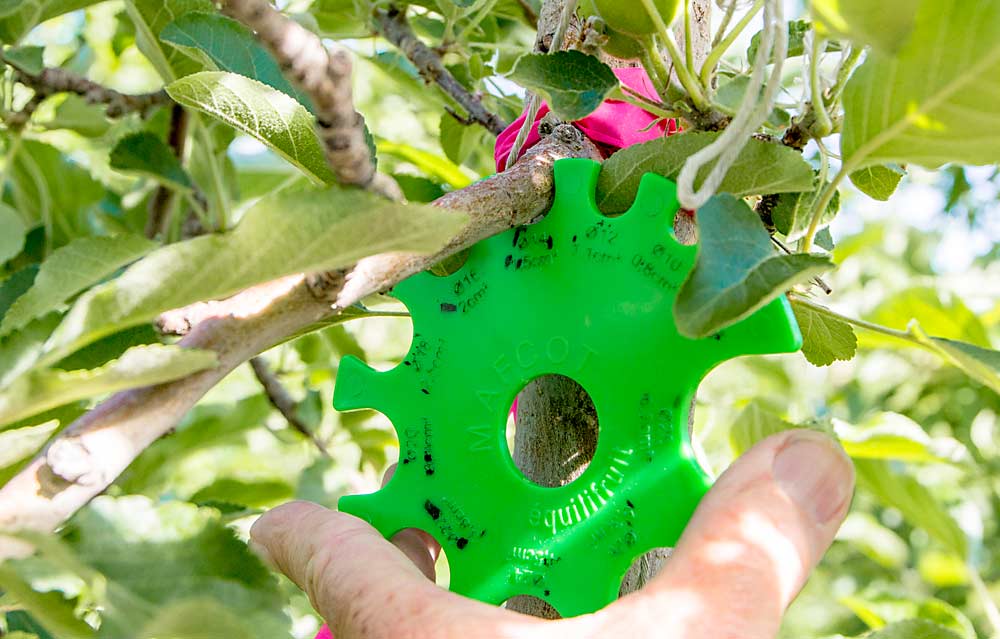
[390,271,449,309]
[338,492,408,536]
[547,578,618,619]
[718,295,803,357]
[625,172,685,246]
[333,355,387,411]
[549,158,603,223]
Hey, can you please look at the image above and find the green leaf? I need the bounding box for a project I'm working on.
[166,71,335,184]
[509,50,618,121]
[159,12,315,112]
[854,458,967,556]
[910,323,1000,395]
[378,140,474,188]
[2,45,44,74]
[840,0,1000,169]
[836,512,909,569]
[728,401,797,456]
[0,0,102,44]
[0,344,217,428]
[109,132,193,191]
[41,187,467,361]
[9,140,106,247]
[0,564,93,639]
[674,194,832,338]
[597,132,815,212]
[42,495,290,639]
[918,551,969,588]
[867,287,991,348]
[713,76,790,128]
[746,20,840,63]
[0,419,60,484]
[33,94,112,138]
[136,599,258,639]
[439,112,485,166]
[791,299,858,366]
[123,0,214,80]
[0,203,27,265]
[190,478,294,508]
[834,412,967,463]
[0,266,39,322]
[850,165,906,201]
[309,0,370,39]
[842,591,975,639]
[0,234,156,337]
[809,0,916,52]
[0,313,60,390]
[393,174,446,203]
[772,178,841,241]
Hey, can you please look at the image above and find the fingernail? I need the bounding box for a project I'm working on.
[773,431,853,525]
[248,539,277,570]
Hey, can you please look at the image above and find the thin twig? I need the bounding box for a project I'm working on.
[12,67,169,117]
[771,235,832,294]
[250,356,331,458]
[375,6,507,136]
[516,0,540,26]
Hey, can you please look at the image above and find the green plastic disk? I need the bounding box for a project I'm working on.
[334,158,802,617]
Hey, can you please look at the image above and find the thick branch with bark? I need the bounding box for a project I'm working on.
[221,0,375,187]
[11,67,169,118]
[376,6,508,136]
[0,126,600,555]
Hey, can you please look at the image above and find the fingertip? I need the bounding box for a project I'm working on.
[620,429,854,639]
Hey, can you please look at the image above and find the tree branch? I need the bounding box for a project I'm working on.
[12,68,169,118]
[375,6,508,136]
[0,125,600,555]
[250,356,331,458]
[221,0,375,187]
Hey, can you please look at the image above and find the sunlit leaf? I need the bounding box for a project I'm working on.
[790,300,858,366]
[0,344,217,427]
[836,512,909,569]
[911,323,1000,395]
[809,0,915,52]
[841,0,1000,169]
[0,234,156,337]
[854,459,967,557]
[834,412,968,463]
[167,71,335,184]
[850,165,906,201]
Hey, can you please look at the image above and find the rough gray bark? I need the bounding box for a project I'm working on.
[507,0,711,619]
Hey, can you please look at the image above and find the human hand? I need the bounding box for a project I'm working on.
[249,429,854,639]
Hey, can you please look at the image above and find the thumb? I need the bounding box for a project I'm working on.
[615,429,855,639]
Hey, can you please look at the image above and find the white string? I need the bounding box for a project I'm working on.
[505,0,579,170]
[676,0,787,210]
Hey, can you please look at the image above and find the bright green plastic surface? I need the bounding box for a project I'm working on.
[334,158,802,617]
